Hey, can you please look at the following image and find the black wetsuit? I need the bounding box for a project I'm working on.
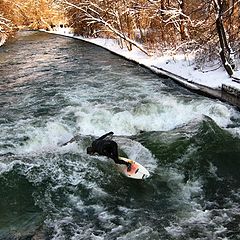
[91,132,127,165]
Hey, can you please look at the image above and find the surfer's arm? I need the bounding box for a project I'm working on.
[97,132,114,140]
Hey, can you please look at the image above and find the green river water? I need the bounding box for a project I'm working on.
[0,31,240,240]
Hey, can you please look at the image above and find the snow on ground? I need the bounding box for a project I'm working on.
[47,27,240,92]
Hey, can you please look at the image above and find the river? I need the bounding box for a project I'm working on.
[0,31,240,240]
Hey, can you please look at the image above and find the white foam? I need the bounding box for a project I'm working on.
[0,162,9,174]
[115,137,157,173]
[0,160,36,175]
[98,211,116,223]
[7,79,238,158]
[15,121,74,154]
[116,226,159,240]
[62,95,239,137]
[165,209,211,238]
[47,216,74,240]
[165,188,240,239]
[158,164,203,202]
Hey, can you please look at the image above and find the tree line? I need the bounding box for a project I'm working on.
[0,0,64,45]
[65,0,239,76]
[1,0,239,76]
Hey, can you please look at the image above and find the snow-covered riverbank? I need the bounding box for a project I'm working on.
[45,28,240,106]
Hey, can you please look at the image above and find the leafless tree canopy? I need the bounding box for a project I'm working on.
[0,0,65,45]
[1,0,239,74]
[65,0,240,74]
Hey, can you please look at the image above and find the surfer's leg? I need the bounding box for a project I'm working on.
[114,158,128,165]
[110,142,126,165]
[113,156,132,172]
[113,144,132,171]
[104,142,131,170]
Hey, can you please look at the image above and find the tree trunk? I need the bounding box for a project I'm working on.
[179,0,188,41]
[214,0,234,76]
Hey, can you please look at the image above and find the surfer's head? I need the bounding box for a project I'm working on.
[87,146,94,155]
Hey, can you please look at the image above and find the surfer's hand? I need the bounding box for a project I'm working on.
[127,160,134,164]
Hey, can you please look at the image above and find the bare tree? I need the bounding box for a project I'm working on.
[64,0,150,55]
[0,0,67,45]
[1,0,239,77]
[214,0,234,76]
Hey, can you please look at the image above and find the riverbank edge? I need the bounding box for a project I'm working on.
[44,30,240,110]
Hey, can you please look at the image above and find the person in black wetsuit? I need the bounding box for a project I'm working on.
[87,131,132,171]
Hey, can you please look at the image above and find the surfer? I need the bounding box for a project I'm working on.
[87,131,132,171]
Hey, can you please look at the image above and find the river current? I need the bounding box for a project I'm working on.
[0,31,240,240]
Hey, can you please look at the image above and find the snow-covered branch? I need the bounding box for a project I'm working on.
[222,0,240,15]
[64,0,240,71]
[0,15,13,46]
[160,8,193,26]
[64,0,149,55]
[0,16,12,31]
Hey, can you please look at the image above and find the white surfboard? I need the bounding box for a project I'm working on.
[116,157,150,179]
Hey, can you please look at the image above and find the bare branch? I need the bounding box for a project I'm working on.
[64,0,149,55]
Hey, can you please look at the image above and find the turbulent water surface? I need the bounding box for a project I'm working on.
[0,31,240,240]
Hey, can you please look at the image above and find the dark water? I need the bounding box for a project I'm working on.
[0,31,240,240]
